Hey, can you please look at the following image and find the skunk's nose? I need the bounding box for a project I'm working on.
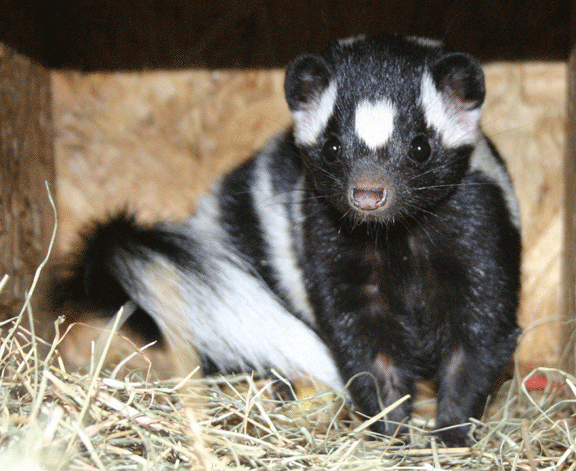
[350,187,387,211]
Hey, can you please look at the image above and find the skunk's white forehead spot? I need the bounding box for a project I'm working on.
[354,99,396,150]
[420,71,481,147]
[292,81,338,146]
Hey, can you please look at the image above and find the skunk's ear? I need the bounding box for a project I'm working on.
[431,52,485,111]
[285,54,337,146]
[284,54,331,111]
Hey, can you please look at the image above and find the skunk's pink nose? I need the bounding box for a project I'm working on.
[350,188,387,211]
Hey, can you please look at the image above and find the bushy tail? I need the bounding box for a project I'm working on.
[48,212,203,375]
[49,213,144,314]
[49,212,345,392]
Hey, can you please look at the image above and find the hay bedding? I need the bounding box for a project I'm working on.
[0,216,575,470]
[1,318,576,471]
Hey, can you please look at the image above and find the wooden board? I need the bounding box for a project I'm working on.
[0,0,572,70]
[561,47,576,372]
[482,63,566,367]
[0,43,55,318]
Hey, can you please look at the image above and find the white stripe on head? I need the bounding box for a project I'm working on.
[292,81,338,146]
[420,71,481,148]
[354,98,396,150]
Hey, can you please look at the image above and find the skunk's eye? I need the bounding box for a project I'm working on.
[408,134,432,162]
[322,135,342,162]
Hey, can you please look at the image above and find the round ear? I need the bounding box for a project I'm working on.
[430,53,485,111]
[284,54,331,111]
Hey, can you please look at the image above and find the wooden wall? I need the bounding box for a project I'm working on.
[0,0,573,370]
[483,64,566,367]
[0,43,55,318]
[51,61,567,368]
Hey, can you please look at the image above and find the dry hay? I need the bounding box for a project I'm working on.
[1,308,576,471]
[0,198,575,469]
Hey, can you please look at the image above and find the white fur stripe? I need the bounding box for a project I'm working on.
[338,35,366,47]
[406,36,443,48]
[133,253,344,391]
[252,144,316,325]
[354,99,396,150]
[292,81,338,146]
[420,72,481,148]
[290,175,307,258]
[115,186,343,392]
[470,137,521,228]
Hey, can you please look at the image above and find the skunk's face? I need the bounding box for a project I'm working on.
[284,35,485,224]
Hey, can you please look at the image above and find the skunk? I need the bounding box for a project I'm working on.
[50,34,521,446]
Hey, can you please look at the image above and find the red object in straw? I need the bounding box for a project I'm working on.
[524,374,562,391]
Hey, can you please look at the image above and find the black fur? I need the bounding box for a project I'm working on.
[48,213,204,344]
[50,34,521,447]
[219,158,276,287]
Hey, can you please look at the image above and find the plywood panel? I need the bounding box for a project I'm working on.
[52,62,566,367]
[52,70,290,251]
[483,63,566,367]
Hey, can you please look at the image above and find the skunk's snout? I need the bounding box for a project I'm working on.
[347,165,394,214]
[350,187,387,211]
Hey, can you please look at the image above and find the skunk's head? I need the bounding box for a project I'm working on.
[284,35,485,224]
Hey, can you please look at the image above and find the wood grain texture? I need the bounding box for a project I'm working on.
[482,63,566,368]
[561,47,576,373]
[0,43,55,317]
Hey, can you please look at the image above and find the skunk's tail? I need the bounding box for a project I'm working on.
[48,211,345,392]
[48,212,203,375]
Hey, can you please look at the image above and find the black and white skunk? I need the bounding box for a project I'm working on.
[50,34,521,446]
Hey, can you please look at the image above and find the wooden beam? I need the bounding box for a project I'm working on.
[561,45,576,373]
[0,0,571,71]
[560,1,576,373]
[0,43,55,318]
